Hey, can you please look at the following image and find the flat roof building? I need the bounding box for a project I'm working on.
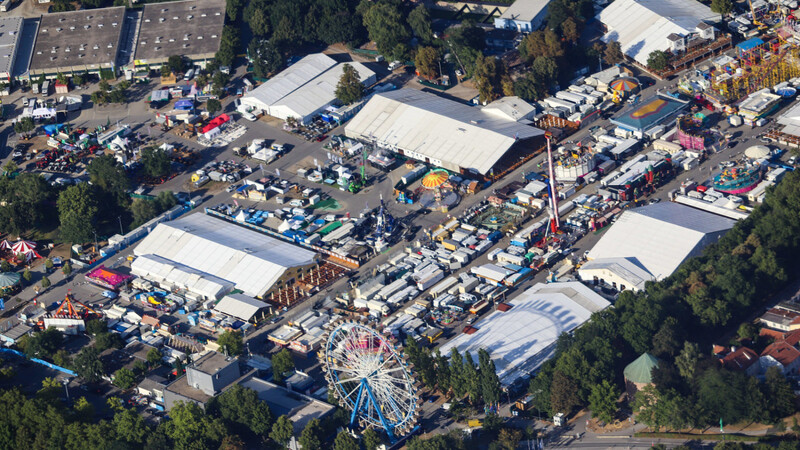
[240,53,376,125]
[439,281,610,388]
[611,94,689,137]
[598,0,719,66]
[132,214,318,300]
[586,203,734,286]
[134,0,226,69]
[29,7,126,77]
[214,293,271,323]
[0,17,23,81]
[493,0,551,32]
[238,375,335,433]
[345,89,544,176]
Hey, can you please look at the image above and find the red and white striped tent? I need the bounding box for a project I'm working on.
[11,240,41,261]
[0,240,12,250]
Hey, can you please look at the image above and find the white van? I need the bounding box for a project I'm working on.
[184,68,195,81]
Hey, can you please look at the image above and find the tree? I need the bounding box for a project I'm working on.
[113,368,136,390]
[13,117,35,137]
[0,173,52,234]
[216,26,240,67]
[478,349,502,405]
[532,56,559,88]
[87,154,130,207]
[147,347,163,368]
[651,317,683,358]
[0,260,10,272]
[166,401,226,449]
[246,7,270,37]
[131,199,158,227]
[85,319,107,336]
[73,396,95,422]
[73,346,104,382]
[40,275,51,289]
[206,98,222,116]
[45,258,54,271]
[765,367,796,420]
[647,50,670,71]
[414,46,439,80]
[207,384,273,438]
[22,268,31,283]
[362,428,381,450]
[462,351,481,403]
[361,2,410,59]
[298,418,323,450]
[271,348,295,383]
[737,322,759,341]
[550,371,580,415]
[226,0,245,21]
[114,408,150,445]
[561,17,580,44]
[156,191,177,211]
[588,380,619,423]
[408,5,433,44]
[217,330,244,356]
[675,342,701,381]
[95,331,124,352]
[474,54,512,103]
[450,347,467,398]
[604,41,624,65]
[140,147,172,179]
[248,39,283,79]
[497,428,523,450]
[57,183,99,243]
[270,415,294,447]
[167,55,185,75]
[334,430,359,450]
[335,64,366,105]
[61,261,72,276]
[518,29,564,63]
[710,0,733,15]
[18,327,62,359]
[220,434,245,450]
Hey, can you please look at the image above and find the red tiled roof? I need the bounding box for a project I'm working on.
[760,327,788,341]
[496,303,512,312]
[712,344,728,356]
[786,329,800,347]
[720,347,759,371]
[761,341,800,367]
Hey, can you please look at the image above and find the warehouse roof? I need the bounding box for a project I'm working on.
[439,281,610,387]
[241,53,375,120]
[612,95,689,132]
[483,96,537,122]
[133,214,317,298]
[0,17,22,76]
[345,89,543,175]
[135,0,226,62]
[598,0,718,65]
[587,202,734,281]
[497,0,551,23]
[214,293,269,321]
[131,254,235,300]
[30,7,126,71]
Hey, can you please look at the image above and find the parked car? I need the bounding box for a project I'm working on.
[101,290,117,299]
[241,111,257,122]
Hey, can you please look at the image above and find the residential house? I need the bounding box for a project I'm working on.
[760,341,800,375]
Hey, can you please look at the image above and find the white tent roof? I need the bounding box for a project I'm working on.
[244,53,337,107]
[133,214,317,297]
[344,89,543,175]
[214,293,269,321]
[578,257,655,291]
[598,0,718,65]
[241,53,375,121]
[587,202,734,280]
[439,281,610,386]
[777,101,800,136]
[482,96,537,122]
[131,254,234,300]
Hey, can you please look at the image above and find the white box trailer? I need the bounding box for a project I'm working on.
[556,90,586,105]
[415,269,445,291]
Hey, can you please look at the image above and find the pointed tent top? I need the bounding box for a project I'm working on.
[624,353,659,384]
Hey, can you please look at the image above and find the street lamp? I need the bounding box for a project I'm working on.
[118,216,124,235]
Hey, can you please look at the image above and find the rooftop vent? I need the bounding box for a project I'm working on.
[56,27,62,32]
[215,12,220,15]
[173,16,178,20]
[50,56,56,61]
[64,47,70,52]
[197,36,203,40]
[112,22,118,26]
[200,13,206,17]
[78,54,84,58]
[187,15,193,19]
[84,25,90,29]
[145,18,151,22]
[59,18,65,22]
[168,38,175,42]
[36,51,42,55]
[41,29,47,33]
[211,34,217,38]
[93,44,99,50]
[159,18,165,23]
[107,43,113,48]
[189,5,195,9]
[98,23,103,28]
[161,8,167,12]
[183,43,189,48]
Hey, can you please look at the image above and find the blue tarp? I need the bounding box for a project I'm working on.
[737,37,764,52]
[43,123,66,136]
[174,99,194,110]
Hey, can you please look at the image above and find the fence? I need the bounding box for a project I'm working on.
[0,348,78,376]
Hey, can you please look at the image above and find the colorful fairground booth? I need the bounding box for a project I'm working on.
[85,265,133,290]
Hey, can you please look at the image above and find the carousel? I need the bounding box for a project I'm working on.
[609,77,640,103]
[0,239,42,264]
[0,272,22,294]
[416,169,460,212]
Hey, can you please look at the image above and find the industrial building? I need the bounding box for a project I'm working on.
[132,214,319,300]
[581,203,734,290]
[133,0,226,70]
[29,7,126,77]
[776,101,800,137]
[0,17,23,81]
[493,0,551,32]
[238,375,335,433]
[345,89,544,176]
[439,281,610,388]
[239,53,376,124]
[213,293,271,323]
[482,96,538,122]
[598,0,719,66]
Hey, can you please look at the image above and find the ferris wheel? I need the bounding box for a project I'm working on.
[320,319,420,440]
